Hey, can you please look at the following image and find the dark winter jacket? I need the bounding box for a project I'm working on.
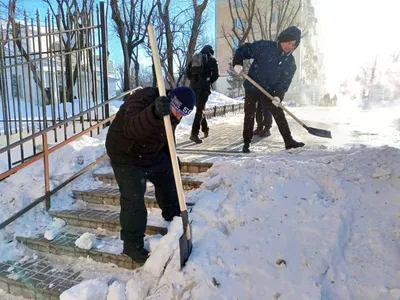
[232,26,301,99]
[105,87,178,166]
[186,46,219,91]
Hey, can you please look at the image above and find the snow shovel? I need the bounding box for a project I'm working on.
[240,72,332,139]
[148,24,192,269]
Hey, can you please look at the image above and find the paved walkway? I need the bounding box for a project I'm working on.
[176,111,334,162]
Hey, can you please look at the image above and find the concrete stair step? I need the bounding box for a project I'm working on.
[93,172,203,189]
[16,231,144,270]
[180,161,212,173]
[0,255,83,299]
[49,209,168,235]
[72,186,195,208]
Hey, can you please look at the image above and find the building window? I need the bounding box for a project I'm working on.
[233,18,243,29]
[233,38,239,49]
[234,0,242,8]
[272,12,279,23]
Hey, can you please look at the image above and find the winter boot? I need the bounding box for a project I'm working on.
[259,128,271,137]
[123,245,149,264]
[190,134,203,144]
[253,127,264,135]
[203,129,209,138]
[242,143,250,153]
[285,139,305,150]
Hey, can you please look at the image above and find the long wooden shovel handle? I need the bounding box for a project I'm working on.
[147,25,189,219]
[240,71,306,128]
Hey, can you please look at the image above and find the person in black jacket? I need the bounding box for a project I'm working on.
[186,45,219,143]
[105,86,195,264]
[233,26,305,153]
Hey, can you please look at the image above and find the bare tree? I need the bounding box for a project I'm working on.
[0,0,23,18]
[356,57,378,99]
[183,0,209,85]
[157,0,174,83]
[222,0,257,51]
[392,51,400,63]
[42,0,95,101]
[143,3,206,88]
[110,0,157,91]
[254,0,301,41]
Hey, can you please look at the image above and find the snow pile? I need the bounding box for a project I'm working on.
[58,146,400,300]
[44,218,66,241]
[145,146,400,300]
[107,281,126,300]
[207,91,243,107]
[75,232,97,250]
[60,218,183,300]
[60,279,108,300]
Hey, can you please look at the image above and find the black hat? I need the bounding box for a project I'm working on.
[201,45,214,56]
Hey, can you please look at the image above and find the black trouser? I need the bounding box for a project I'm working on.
[255,100,273,130]
[191,89,210,136]
[243,89,292,144]
[111,152,180,248]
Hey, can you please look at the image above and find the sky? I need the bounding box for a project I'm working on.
[316,0,400,92]
[16,0,400,93]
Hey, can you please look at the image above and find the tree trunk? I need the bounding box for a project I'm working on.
[184,0,209,85]
[110,0,131,92]
[134,60,140,87]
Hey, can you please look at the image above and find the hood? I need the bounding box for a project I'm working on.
[277,26,301,50]
[200,45,214,56]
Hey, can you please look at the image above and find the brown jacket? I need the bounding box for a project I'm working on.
[105,87,177,166]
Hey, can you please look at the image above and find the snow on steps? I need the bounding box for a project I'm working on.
[2,161,213,299]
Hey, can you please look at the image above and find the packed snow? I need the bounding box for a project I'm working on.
[0,93,399,299]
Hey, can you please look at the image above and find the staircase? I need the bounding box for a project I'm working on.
[0,160,212,299]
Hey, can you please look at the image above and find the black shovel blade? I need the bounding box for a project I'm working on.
[305,125,332,139]
[179,210,193,269]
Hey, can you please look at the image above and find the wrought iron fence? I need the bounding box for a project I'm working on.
[0,1,110,171]
[205,103,243,119]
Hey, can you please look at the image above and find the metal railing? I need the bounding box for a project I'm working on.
[0,87,140,230]
[0,1,110,171]
[205,103,243,119]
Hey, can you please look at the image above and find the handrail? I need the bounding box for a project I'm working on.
[0,114,115,181]
[0,87,142,230]
[0,153,108,230]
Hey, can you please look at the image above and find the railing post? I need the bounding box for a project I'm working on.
[42,132,51,210]
[100,1,110,127]
[0,39,12,170]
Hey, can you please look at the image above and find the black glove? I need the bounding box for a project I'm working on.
[154,96,172,119]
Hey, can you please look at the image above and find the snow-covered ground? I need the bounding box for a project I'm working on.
[0,94,400,299]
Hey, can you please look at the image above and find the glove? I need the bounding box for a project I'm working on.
[272,96,281,107]
[234,65,243,75]
[154,96,172,119]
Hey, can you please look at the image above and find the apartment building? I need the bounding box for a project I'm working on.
[215,0,322,105]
